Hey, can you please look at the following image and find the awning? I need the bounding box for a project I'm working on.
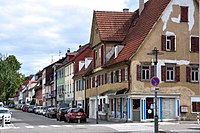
[100,88,128,96]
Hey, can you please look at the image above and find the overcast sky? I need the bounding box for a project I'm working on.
[0,0,144,76]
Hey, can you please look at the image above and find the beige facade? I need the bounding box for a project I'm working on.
[130,0,199,120]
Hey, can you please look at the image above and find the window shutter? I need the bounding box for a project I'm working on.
[171,36,175,51]
[111,72,113,83]
[186,66,191,82]
[151,65,155,78]
[175,66,180,82]
[98,75,100,86]
[191,37,199,52]
[181,6,188,22]
[102,74,104,85]
[92,77,95,87]
[116,70,119,82]
[161,35,166,51]
[137,65,141,81]
[101,45,104,66]
[121,68,125,81]
[161,66,166,81]
[105,73,107,84]
[93,49,96,69]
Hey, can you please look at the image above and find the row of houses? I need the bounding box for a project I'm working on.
[14,0,199,122]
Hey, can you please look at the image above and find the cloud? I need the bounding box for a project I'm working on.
[0,0,138,76]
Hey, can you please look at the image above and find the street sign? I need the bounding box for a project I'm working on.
[150,76,160,86]
[151,86,160,92]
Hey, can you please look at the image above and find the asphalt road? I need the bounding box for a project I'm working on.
[0,109,126,133]
[0,109,199,133]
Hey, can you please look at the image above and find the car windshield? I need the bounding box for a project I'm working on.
[71,108,84,113]
[0,109,9,113]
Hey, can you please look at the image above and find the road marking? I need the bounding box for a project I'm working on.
[51,125,61,128]
[38,125,48,128]
[25,126,34,129]
[63,125,73,127]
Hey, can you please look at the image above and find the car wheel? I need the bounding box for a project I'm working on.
[67,118,71,123]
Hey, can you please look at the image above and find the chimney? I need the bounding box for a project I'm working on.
[79,45,81,48]
[67,48,70,53]
[139,0,144,15]
[123,8,129,12]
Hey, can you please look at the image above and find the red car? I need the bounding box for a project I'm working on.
[22,105,29,112]
[64,108,87,123]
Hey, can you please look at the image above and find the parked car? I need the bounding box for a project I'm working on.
[0,108,12,124]
[48,107,57,118]
[34,106,42,114]
[27,105,35,113]
[22,105,29,112]
[37,106,45,115]
[45,107,52,117]
[56,107,70,121]
[64,108,87,123]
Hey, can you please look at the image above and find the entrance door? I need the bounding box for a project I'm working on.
[132,99,140,121]
[146,98,154,119]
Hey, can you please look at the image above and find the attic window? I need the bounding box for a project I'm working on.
[114,45,124,58]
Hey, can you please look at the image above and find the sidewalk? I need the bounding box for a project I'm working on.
[87,118,200,125]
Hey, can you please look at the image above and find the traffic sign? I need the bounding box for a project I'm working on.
[150,76,160,86]
[150,86,160,92]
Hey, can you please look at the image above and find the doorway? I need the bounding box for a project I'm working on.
[132,99,140,121]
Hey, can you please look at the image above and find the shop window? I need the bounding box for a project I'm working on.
[191,97,200,113]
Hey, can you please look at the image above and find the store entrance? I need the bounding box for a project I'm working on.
[146,98,154,119]
[132,99,140,121]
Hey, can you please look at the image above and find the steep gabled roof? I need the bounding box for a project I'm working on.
[95,11,135,42]
[105,0,171,66]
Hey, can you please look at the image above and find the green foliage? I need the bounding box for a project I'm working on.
[0,54,24,100]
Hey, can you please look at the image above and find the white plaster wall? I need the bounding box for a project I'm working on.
[161,0,195,31]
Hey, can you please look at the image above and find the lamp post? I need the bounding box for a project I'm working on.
[147,47,163,133]
[95,76,99,124]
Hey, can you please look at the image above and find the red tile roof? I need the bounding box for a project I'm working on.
[104,0,171,66]
[95,11,135,42]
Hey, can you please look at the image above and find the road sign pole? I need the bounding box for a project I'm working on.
[148,47,163,133]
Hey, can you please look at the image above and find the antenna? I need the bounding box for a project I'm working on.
[51,56,54,63]
[59,50,61,59]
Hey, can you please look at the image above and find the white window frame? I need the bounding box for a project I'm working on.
[166,36,171,51]
[141,65,151,81]
[166,66,175,81]
[191,67,199,82]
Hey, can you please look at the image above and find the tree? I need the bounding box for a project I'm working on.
[0,54,24,103]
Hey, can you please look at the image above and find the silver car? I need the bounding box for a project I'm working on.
[0,108,12,124]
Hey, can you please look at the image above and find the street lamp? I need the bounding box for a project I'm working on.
[147,47,163,133]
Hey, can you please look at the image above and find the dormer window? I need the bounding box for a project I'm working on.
[115,45,124,58]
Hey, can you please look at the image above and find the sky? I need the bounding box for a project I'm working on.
[0,0,145,76]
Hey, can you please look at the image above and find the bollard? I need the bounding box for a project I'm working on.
[197,113,199,124]
[2,115,5,127]
[78,119,80,123]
